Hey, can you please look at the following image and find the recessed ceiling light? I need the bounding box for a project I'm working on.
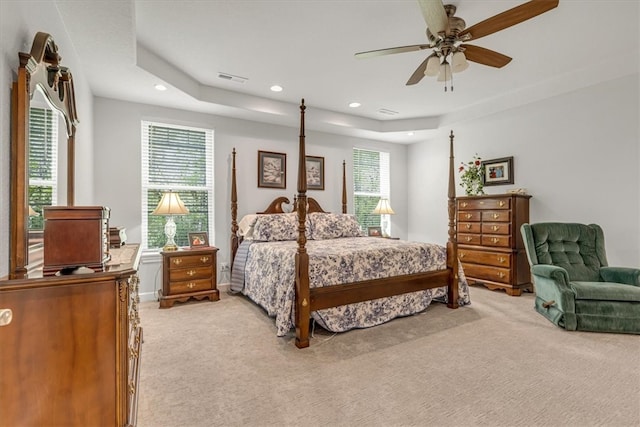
[154,84,167,91]
[407,132,414,136]
[270,85,283,92]
[349,102,361,108]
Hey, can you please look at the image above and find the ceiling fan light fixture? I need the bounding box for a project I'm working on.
[437,61,451,82]
[424,55,441,77]
[451,51,469,73]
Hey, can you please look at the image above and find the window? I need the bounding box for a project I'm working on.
[29,106,58,231]
[353,148,390,234]
[141,121,214,250]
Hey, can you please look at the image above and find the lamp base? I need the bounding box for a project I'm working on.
[163,243,179,252]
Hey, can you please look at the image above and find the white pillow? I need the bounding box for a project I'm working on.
[238,214,259,239]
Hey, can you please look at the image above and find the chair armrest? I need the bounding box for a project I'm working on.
[600,267,640,286]
[531,264,570,287]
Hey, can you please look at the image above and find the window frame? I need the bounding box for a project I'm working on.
[141,120,215,251]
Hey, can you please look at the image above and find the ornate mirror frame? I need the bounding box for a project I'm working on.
[10,32,79,278]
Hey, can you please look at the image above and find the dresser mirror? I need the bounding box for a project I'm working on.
[9,32,78,278]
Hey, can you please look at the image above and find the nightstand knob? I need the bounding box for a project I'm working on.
[173,258,183,266]
[498,200,506,207]
[491,237,500,243]
[498,272,506,279]
[492,213,500,219]
[459,253,465,258]
[465,236,473,242]
[200,256,210,263]
[460,202,467,208]
[492,225,500,231]
[465,213,472,219]
[187,269,196,276]
[465,224,471,230]
[498,257,506,263]
[187,282,196,289]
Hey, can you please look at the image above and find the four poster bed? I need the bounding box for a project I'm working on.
[230,100,469,348]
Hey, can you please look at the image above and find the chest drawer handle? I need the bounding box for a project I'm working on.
[465,224,472,230]
[200,256,210,263]
[187,282,196,289]
[465,213,472,219]
[498,200,506,207]
[187,269,196,276]
[459,253,466,258]
[491,237,500,244]
[492,225,500,231]
[498,256,506,263]
[497,272,506,279]
[460,202,468,208]
[465,236,473,242]
[172,258,183,266]
[492,213,500,219]
[0,309,13,327]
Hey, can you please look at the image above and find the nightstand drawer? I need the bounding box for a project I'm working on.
[170,266,212,281]
[458,211,481,222]
[459,222,481,233]
[169,278,212,294]
[168,253,214,269]
[482,211,510,222]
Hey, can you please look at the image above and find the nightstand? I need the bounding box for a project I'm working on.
[160,247,219,308]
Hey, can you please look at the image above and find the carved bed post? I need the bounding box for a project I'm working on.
[230,148,239,268]
[446,130,460,308]
[295,100,311,348]
[342,160,347,214]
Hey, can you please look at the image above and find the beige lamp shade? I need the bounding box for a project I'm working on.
[28,206,40,217]
[152,191,189,216]
[373,198,395,215]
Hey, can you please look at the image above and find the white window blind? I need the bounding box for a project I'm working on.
[28,106,58,230]
[353,148,390,232]
[141,121,214,250]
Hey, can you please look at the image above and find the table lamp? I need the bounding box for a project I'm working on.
[152,190,189,251]
[373,198,395,238]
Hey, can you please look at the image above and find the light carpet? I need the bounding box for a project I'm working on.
[137,286,640,427]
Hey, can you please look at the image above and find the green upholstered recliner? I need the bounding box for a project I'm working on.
[521,222,640,334]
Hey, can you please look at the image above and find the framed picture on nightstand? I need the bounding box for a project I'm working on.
[188,232,209,248]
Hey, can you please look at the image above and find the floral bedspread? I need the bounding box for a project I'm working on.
[238,237,470,336]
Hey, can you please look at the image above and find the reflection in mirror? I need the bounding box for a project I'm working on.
[27,88,68,266]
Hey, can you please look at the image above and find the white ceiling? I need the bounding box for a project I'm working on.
[56,0,639,143]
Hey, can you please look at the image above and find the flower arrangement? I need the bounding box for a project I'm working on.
[459,154,485,196]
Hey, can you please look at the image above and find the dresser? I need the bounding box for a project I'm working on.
[0,244,142,426]
[160,247,219,308]
[457,194,532,296]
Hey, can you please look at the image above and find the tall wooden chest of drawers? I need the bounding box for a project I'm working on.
[457,194,532,296]
[160,247,219,308]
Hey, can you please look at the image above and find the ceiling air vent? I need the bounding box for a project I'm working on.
[377,108,399,116]
[217,73,248,83]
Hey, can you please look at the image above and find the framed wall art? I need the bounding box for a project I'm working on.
[258,151,286,189]
[482,156,514,186]
[188,232,209,248]
[305,155,324,190]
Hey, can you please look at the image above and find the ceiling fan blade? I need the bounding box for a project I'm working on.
[355,44,431,59]
[417,0,448,35]
[461,44,512,68]
[406,55,433,86]
[459,0,559,41]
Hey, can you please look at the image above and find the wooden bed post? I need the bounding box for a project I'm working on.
[295,100,311,348]
[342,160,347,214]
[231,148,239,268]
[446,130,460,308]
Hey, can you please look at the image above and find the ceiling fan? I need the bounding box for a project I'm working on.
[355,0,559,89]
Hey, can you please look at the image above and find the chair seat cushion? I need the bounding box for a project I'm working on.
[571,281,640,302]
